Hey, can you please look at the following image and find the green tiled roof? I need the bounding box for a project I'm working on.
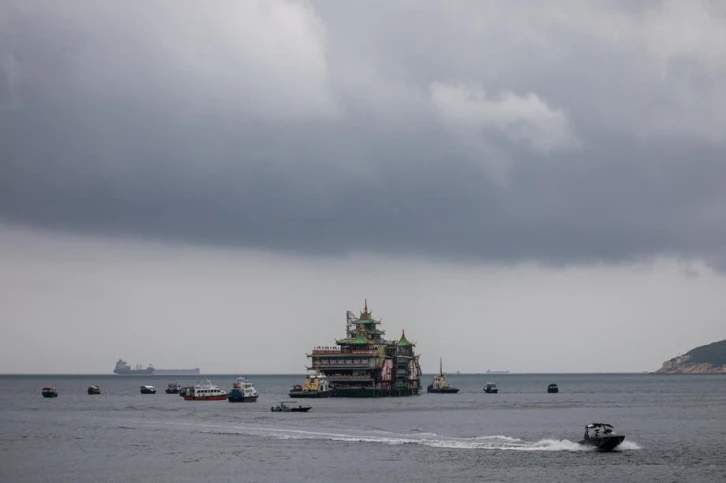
[397,330,413,346]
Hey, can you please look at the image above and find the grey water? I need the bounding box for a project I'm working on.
[2,373,725,482]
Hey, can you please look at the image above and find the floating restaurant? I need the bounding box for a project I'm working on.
[300,300,422,397]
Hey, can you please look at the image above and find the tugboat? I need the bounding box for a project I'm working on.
[165,382,181,394]
[182,380,227,401]
[288,373,334,398]
[484,381,499,393]
[41,387,58,398]
[427,358,459,393]
[293,300,422,397]
[578,423,625,451]
[140,385,156,394]
[271,401,312,412]
[547,383,559,393]
[227,377,259,402]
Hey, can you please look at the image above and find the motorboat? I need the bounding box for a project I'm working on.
[484,381,499,393]
[578,423,625,451]
[227,377,259,402]
[288,373,334,398]
[179,386,192,397]
[547,383,559,393]
[165,382,181,394]
[42,387,58,398]
[271,401,312,412]
[87,385,101,395]
[427,358,460,393]
[140,385,156,394]
[183,380,227,401]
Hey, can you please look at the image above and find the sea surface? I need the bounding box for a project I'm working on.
[2,373,725,482]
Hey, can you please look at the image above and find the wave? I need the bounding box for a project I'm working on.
[196,424,639,452]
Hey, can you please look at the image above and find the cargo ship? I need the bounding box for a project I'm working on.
[113,359,200,376]
[296,300,422,397]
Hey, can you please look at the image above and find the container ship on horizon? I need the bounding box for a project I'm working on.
[113,359,200,376]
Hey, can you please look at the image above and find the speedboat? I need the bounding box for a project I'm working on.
[427,358,459,393]
[547,383,559,393]
[271,401,312,412]
[484,381,499,393]
[87,385,101,395]
[140,385,156,394]
[42,387,58,398]
[165,382,181,394]
[578,423,625,451]
[183,380,227,401]
[227,377,259,402]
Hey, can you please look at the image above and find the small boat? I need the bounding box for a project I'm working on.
[289,373,334,398]
[183,380,227,401]
[578,423,625,451]
[165,382,181,394]
[271,401,312,412]
[484,381,499,393]
[88,385,101,395]
[427,358,459,393]
[42,387,58,398]
[179,386,192,397]
[227,377,259,403]
[547,383,559,393]
[140,385,156,394]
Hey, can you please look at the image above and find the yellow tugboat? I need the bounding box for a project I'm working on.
[427,358,459,393]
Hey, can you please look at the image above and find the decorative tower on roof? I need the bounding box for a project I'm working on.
[300,300,422,398]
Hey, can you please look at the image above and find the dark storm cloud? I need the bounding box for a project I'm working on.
[1,0,725,268]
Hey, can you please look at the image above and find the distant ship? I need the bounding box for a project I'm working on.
[486,369,510,374]
[113,359,200,376]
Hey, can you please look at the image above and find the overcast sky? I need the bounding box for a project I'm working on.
[1,0,725,373]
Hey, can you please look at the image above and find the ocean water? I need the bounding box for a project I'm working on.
[2,373,725,483]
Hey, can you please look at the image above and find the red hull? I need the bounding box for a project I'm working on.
[183,394,227,401]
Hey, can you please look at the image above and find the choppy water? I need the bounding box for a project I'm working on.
[2,373,725,482]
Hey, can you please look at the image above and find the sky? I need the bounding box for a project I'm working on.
[1,0,725,374]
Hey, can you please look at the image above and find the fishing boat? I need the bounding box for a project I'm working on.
[288,373,334,398]
[484,381,499,393]
[41,387,58,398]
[578,423,625,451]
[182,380,227,401]
[140,385,156,394]
[271,401,312,412]
[87,385,101,395]
[165,382,181,394]
[548,383,559,393]
[227,377,259,402]
[426,358,459,393]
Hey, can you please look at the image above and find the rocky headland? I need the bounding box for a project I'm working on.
[655,339,726,374]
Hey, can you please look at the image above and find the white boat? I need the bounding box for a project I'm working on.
[183,380,227,401]
[140,385,156,394]
[227,377,259,403]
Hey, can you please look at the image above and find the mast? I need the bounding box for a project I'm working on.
[439,357,443,377]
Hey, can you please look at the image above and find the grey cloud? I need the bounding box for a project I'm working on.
[1,0,725,270]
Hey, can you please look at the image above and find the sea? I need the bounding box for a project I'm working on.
[2,373,725,483]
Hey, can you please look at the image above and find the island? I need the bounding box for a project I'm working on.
[655,338,726,374]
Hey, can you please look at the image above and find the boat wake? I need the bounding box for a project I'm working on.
[187,422,640,452]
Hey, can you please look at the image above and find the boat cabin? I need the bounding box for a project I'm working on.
[583,423,614,439]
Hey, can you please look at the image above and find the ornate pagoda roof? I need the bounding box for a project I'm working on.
[338,328,373,346]
[397,330,414,347]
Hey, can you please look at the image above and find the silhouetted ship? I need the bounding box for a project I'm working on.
[113,359,200,376]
